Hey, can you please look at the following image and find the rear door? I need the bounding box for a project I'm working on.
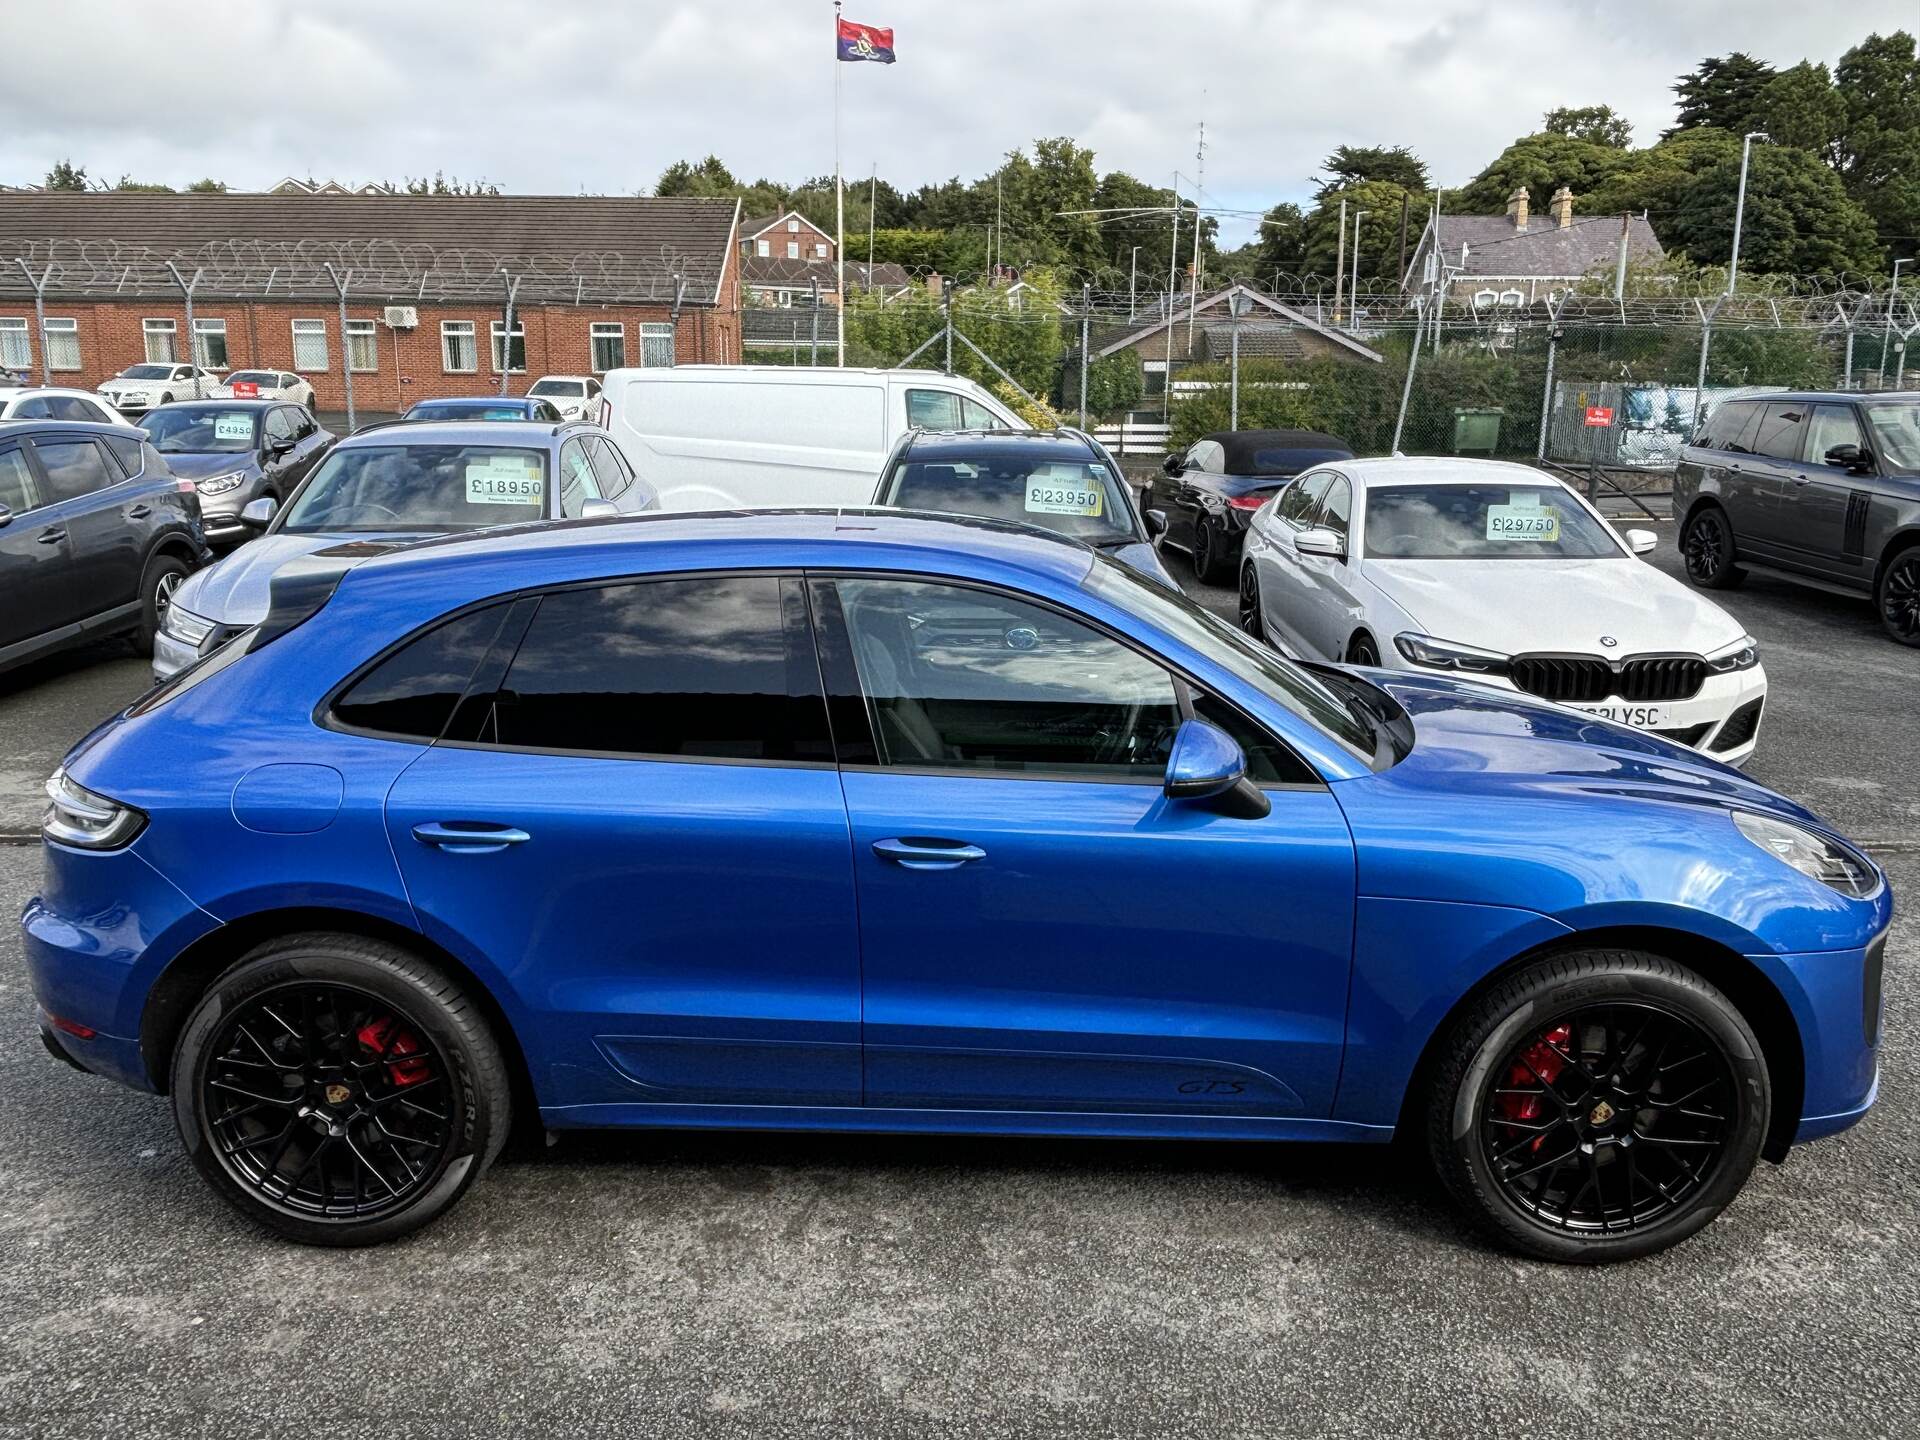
[23,433,143,621]
[0,441,78,650]
[382,574,863,1111]
[1249,469,1334,658]
[1285,472,1360,659]
[1741,401,1811,557]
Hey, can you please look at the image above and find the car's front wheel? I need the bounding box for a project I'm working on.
[1876,544,1920,647]
[1681,505,1745,589]
[1425,949,1768,1263]
[171,933,511,1246]
[1346,631,1380,666]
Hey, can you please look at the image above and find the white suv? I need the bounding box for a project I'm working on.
[99,363,220,414]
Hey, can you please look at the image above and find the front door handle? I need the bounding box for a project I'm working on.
[412,821,531,854]
[36,526,66,545]
[872,836,987,870]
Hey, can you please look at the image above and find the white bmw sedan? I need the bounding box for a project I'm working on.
[1237,457,1768,764]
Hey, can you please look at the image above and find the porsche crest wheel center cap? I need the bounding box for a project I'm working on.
[325,1083,352,1106]
[1589,1099,1617,1126]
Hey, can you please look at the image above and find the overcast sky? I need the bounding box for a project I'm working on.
[2,1,1912,245]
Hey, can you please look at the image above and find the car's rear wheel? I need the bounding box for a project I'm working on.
[132,552,190,655]
[171,933,511,1246]
[1191,516,1230,585]
[1876,545,1920,647]
[1346,631,1380,666]
[1425,949,1768,1264]
[1238,563,1264,640]
[1681,505,1745,589]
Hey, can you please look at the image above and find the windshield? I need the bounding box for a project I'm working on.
[121,365,174,381]
[1083,554,1383,764]
[407,401,531,421]
[1865,401,1920,475]
[142,406,257,453]
[280,444,548,533]
[1364,483,1622,560]
[528,379,584,397]
[880,455,1136,542]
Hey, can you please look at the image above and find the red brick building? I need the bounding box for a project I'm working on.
[0,193,743,411]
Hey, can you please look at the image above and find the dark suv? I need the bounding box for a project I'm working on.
[0,420,208,676]
[1675,391,1920,645]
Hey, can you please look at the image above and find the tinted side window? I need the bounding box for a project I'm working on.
[836,577,1181,777]
[585,436,630,499]
[104,434,146,477]
[1698,401,1758,453]
[0,446,37,512]
[1751,403,1809,461]
[264,408,296,445]
[1278,471,1330,526]
[11,398,55,419]
[54,397,108,422]
[556,439,600,517]
[1806,404,1865,463]
[29,437,117,502]
[487,577,830,762]
[1316,476,1352,537]
[333,605,513,740]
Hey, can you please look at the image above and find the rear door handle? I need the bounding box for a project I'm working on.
[125,504,152,519]
[872,836,987,870]
[36,527,66,545]
[411,821,531,854]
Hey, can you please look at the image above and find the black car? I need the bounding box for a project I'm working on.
[871,426,1180,588]
[1675,390,1920,645]
[1149,429,1355,583]
[401,396,565,423]
[141,400,335,548]
[0,419,209,676]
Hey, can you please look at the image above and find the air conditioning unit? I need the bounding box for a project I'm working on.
[383,306,419,329]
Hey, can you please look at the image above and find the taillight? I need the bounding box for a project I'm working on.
[176,479,197,495]
[1228,492,1273,512]
[51,1015,98,1040]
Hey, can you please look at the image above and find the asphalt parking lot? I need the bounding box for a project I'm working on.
[1,521,1916,1438]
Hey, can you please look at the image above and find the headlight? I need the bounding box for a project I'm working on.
[43,767,146,850]
[1393,632,1510,675]
[1707,634,1760,672]
[162,604,215,647]
[1733,811,1880,898]
[196,471,248,496]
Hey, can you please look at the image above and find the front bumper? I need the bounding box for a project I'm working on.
[1761,926,1890,1146]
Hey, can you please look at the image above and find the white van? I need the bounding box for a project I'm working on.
[597,365,1021,511]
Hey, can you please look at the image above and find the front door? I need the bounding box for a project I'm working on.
[815,575,1356,1119]
[0,441,78,650]
[383,573,863,1112]
[1782,403,1875,583]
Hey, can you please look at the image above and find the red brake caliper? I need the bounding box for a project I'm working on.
[357,1017,430,1087]
[1497,1022,1572,1151]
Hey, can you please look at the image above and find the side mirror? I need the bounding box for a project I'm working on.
[1163,718,1270,819]
[580,499,619,519]
[1294,526,1345,559]
[239,497,277,530]
[1824,443,1871,473]
[1161,453,1184,476]
[1144,508,1168,539]
[0,504,12,529]
[268,436,297,456]
[1625,528,1659,555]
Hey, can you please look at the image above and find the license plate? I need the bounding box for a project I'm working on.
[1574,703,1668,729]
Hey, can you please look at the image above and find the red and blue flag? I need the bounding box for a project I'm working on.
[836,17,895,63]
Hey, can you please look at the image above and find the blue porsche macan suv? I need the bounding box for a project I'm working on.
[22,511,1890,1260]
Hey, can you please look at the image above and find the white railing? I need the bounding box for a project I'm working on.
[1092,418,1171,455]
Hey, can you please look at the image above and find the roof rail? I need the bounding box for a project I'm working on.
[348,417,412,437]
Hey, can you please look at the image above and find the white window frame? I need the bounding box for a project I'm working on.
[345,318,379,373]
[787,218,799,233]
[291,318,329,371]
[191,317,229,370]
[42,317,80,371]
[441,320,477,373]
[639,322,675,368]
[0,316,29,370]
[756,238,770,258]
[786,241,799,260]
[490,320,526,374]
[589,322,625,373]
[143,318,179,364]
[814,242,828,259]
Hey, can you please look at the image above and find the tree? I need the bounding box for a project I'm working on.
[1453,133,1633,216]
[404,171,499,196]
[185,178,227,194]
[1298,181,1426,282]
[1313,145,1429,200]
[113,175,174,193]
[1666,143,1881,279]
[1244,200,1308,280]
[1756,62,1845,164]
[1834,31,1920,260]
[1668,52,1777,137]
[654,155,736,196]
[1543,105,1633,148]
[45,159,87,191]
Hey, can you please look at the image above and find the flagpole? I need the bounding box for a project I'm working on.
[834,0,846,364]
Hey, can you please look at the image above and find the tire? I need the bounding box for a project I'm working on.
[1681,505,1746,590]
[170,932,511,1247]
[1191,516,1231,585]
[1424,949,1768,1264]
[158,391,174,406]
[1238,562,1265,640]
[1346,632,1380,666]
[132,552,190,655]
[1876,544,1920,648]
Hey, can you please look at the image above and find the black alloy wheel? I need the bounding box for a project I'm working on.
[1878,547,1920,647]
[1682,507,1744,590]
[1427,949,1767,1264]
[1191,517,1229,585]
[1238,563,1264,640]
[1346,632,1380,667]
[133,553,190,655]
[173,933,510,1245]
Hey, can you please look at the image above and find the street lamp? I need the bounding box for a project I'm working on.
[1348,209,1369,331]
[1727,131,1768,293]
[1129,245,1142,319]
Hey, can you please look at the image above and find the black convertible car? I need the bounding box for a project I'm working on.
[1148,429,1354,583]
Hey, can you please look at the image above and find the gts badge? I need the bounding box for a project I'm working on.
[1177,1078,1247,1096]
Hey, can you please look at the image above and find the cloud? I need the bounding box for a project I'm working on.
[1,0,1911,244]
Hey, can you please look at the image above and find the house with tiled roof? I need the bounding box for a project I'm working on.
[1403,186,1665,307]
